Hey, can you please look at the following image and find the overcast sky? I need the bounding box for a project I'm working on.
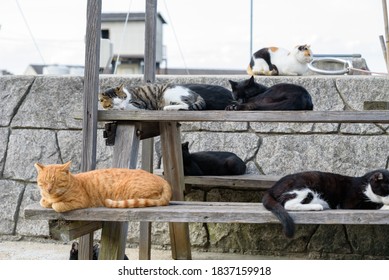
[0,0,387,74]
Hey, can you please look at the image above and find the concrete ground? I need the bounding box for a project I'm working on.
[0,239,282,260]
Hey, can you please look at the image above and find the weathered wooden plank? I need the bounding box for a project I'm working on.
[100,221,128,260]
[159,122,192,259]
[144,0,157,83]
[184,174,279,190]
[138,122,160,139]
[112,123,140,168]
[153,170,279,190]
[25,202,389,225]
[49,221,102,242]
[79,0,102,261]
[98,123,140,260]
[139,138,154,259]
[98,110,389,123]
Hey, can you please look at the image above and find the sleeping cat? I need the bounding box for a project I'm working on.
[99,83,205,111]
[34,161,172,212]
[99,83,233,111]
[181,142,246,176]
[262,169,389,238]
[226,76,313,110]
[181,83,234,110]
[247,44,313,76]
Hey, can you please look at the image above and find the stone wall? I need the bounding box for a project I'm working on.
[1,74,389,259]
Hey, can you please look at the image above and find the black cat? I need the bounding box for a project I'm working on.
[69,241,129,260]
[225,76,313,111]
[262,169,389,238]
[181,84,234,110]
[181,142,246,176]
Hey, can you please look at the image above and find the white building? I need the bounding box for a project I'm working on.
[101,12,166,74]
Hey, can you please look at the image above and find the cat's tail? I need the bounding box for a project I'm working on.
[188,93,206,110]
[104,181,172,208]
[262,192,295,238]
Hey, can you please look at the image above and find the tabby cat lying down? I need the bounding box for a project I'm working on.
[99,83,233,110]
[262,169,389,238]
[35,161,172,212]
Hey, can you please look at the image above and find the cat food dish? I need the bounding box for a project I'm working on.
[35,161,172,212]
[247,44,313,76]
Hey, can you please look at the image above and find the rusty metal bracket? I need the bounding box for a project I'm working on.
[103,122,117,146]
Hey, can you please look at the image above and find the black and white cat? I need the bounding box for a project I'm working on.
[247,44,313,76]
[226,76,313,111]
[181,142,246,176]
[181,83,234,110]
[262,169,389,238]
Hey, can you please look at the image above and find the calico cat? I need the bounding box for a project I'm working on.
[99,83,233,111]
[181,142,246,176]
[34,161,172,212]
[226,76,313,111]
[247,44,313,76]
[262,169,389,238]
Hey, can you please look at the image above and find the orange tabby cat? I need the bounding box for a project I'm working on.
[34,161,172,212]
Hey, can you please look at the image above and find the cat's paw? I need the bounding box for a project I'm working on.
[380,204,389,210]
[51,202,73,212]
[269,67,279,76]
[40,198,52,208]
[225,104,238,111]
[309,204,324,211]
[163,105,188,111]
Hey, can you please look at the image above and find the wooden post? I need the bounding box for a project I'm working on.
[141,1,191,259]
[159,122,192,259]
[78,0,101,260]
[144,0,157,82]
[99,123,141,259]
[382,0,389,72]
[137,0,158,260]
[379,35,387,66]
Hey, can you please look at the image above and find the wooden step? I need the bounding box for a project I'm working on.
[154,170,280,191]
[25,202,389,225]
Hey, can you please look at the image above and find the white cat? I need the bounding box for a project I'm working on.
[247,44,313,76]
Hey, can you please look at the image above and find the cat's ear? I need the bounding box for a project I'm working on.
[248,76,255,85]
[118,84,124,91]
[182,142,189,149]
[182,142,190,153]
[229,80,238,90]
[372,172,384,181]
[61,161,72,171]
[34,162,45,172]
